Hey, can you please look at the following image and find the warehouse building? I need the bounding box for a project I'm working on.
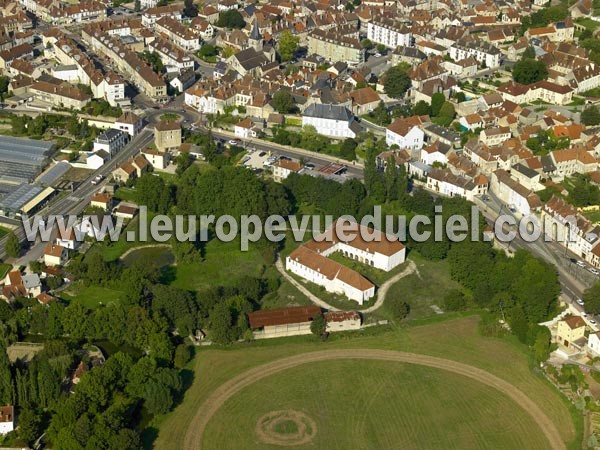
[0,136,55,185]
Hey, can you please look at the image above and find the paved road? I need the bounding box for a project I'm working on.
[183,349,565,450]
[209,128,365,178]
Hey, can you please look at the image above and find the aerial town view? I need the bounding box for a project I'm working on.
[0,0,600,448]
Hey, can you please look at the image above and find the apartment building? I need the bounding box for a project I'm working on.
[307,29,364,66]
[155,16,200,51]
[366,18,412,48]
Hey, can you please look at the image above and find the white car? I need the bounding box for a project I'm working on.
[589,268,600,276]
[576,298,585,306]
[374,53,382,57]
[576,260,587,267]
[590,319,597,325]
[91,175,104,185]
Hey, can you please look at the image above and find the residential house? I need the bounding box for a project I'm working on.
[234,118,259,139]
[0,406,14,435]
[386,115,428,150]
[350,87,380,115]
[141,148,169,170]
[87,150,110,170]
[302,103,361,139]
[113,112,144,137]
[1,271,42,300]
[90,192,114,211]
[273,159,303,182]
[93,129,128,155]
[44,243,68,267]
[490,169,542,215]
[556,316,586,347]
[154,120,181,152]
[480,127,511,147]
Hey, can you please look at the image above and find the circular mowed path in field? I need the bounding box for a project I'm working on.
[185,350,565,450]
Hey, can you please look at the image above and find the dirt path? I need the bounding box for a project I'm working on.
[183,349,566,450]
[118,243,172,260]
[275,258,340,311]
[362,260,418,313]
[276,257,418,314]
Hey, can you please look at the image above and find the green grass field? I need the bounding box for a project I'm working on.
[0,226,9,239]
[0,263,11,280]
[59,284,125,308]
[168,239,267,291]
[152,316,581,450]
[380,253,464,320]
[204,360,551,450]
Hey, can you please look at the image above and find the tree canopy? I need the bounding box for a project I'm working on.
[278,30,299,62]
[216,10,245,28]
[383,64,411,98]
[512,59,548,84]
[581,105,600,126]
[271,90,295,114]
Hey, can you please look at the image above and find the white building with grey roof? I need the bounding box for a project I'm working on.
[302,103,361,139]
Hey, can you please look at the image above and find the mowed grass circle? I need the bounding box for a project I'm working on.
[202,359,551,450]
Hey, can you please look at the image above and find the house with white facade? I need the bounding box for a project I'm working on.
[588,331,600,356]
[93,129,128,155]
[480,127,511,147]
[44,243,68,267]
[542,195,600,265]
[113,112,144,137]
[425,168,487,201]
[0,406,14,435]
[420,141,452,166]
[449,40,501,68]
[286,220,406,305]
[56,228,81,251]
[273,159,303,182]
[234,119,259,139]
[302,103,361,139]
[386,115,428,150]
[87,150,110,170]
[141,148,169,170]
[490,169,542,216]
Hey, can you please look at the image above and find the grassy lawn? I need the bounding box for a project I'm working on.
[285,117,302,127]
[259,266,312,310]
[0,226,9,239]
[575,18,600,31]
[168,238,267,291]
[115,186,138,203]
[153,316,581,450]
[0,263,11,280]
[205,360,549,450]
[59,283,125,308]
[379,252,464,320]
[584,209,600,224]
[327,251,410,286]
[121,246,174,269]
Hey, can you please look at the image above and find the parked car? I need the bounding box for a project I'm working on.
[576,298,585,306]
[590,319,597,325]
[91,175,104,185]
[576,260,587,268]
[590,268,600,276]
